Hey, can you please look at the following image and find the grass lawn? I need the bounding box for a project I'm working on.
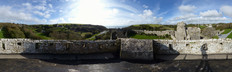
[227,32,232,38]
[132,24,162,27]
[87,33,99,40]
[36,33,51,40]
[212,36,219,39]
[199,25,207,29]
[222,29,232,34]
[0,31,4,38]
[130,34,166,39]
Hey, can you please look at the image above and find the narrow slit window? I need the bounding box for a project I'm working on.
[2,43,5,50]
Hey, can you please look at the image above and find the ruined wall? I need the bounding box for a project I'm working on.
[0,39,118,54]
[154,39,232,54]
[186,27,201,40]
[133,30,175,36]
[175,22,187,40]
[1,38,232,55]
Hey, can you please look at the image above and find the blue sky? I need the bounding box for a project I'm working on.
[0,0,232,26]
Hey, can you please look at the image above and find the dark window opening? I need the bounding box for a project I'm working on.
[2,43,5,50]
[200,36,204,39]
[17,42,22,46]
[49,43,53,46]
[36,43,39,49]
[169,44,173,50]
[66,43,70,51]
[186,44,189,46]
[220,43,223,45]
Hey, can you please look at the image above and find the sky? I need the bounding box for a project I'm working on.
[0,0,232,26]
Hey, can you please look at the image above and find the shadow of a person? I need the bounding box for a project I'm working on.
[196,43,213,72]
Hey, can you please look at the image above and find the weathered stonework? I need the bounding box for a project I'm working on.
[120,38,153,60]
[1,38,232,58]
[187,27,201,40]
[0,39,118,54]
[154,39,232,54]
[175,22,187,40]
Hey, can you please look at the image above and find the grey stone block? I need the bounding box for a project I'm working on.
[120,39,153,60]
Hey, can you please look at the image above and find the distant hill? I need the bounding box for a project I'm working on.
[124,23,232,31]
[0,23,107,40]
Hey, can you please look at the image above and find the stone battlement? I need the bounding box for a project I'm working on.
[1,38,232,60]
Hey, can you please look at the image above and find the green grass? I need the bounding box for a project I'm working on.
[81,32,92,37]
[0,31,4,38]
[222,29,232,34]
[87,33,99,40]
[199,25,207,29]
[130,34,166,39]
[212,36,219,39]
[132,24,162,27]
[227,32,232,38]
[36,33,51,40]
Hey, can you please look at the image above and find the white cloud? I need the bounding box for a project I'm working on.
[21,1,55,19]
[175,13,197,20]
[220,5,232,17]
[139,9,153,18]
[184,17,228,24]
[49,18,65,23]
[34,5,46,11]
[33,11,51,18]
[200,10,222,17]
[153,17,163,24]
[22,3,32,10]
[63,0,162,26]
[178,5,196,13]
[143,5,149,8]
[44,14,50,18]
[48,4,53,8]
[0,6,45,23]
[166,9,230,24]
[33,11,44,16]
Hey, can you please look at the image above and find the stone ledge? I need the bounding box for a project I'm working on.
[156,54,228,60]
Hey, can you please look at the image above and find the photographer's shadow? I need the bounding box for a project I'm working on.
[196,43,213,72]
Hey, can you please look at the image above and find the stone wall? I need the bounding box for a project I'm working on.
[186,27,201,40]
[0,39,119,54]
[154,39,232,54]
[133,30,175,36]
[1,38,232,56]
[175,22,187,40]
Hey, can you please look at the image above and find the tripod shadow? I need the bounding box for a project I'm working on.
[196,43,213,72]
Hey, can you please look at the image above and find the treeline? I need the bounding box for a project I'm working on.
[124,23,232,31]
[213,23,232,30]
[0,23,107,40]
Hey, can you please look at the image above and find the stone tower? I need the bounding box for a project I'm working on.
[175,21,187,40]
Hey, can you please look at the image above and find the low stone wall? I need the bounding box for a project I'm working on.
[1,38,232,60]
[154,39,232,54]
[133,30,175,36]
[0,39,119,54]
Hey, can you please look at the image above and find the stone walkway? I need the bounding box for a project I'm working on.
[0,54,231,60]
[219,31,232,38]
[156,54,231,60]
[2,59,232,72]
